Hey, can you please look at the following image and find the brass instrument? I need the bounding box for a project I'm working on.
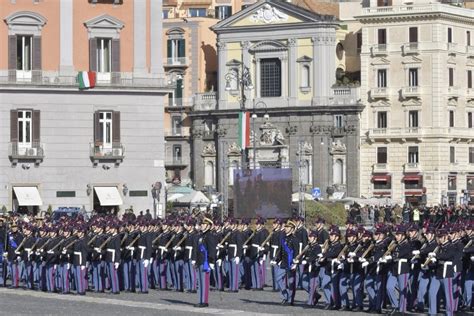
[421,246,439,269]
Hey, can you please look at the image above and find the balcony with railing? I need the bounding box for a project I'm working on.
[164,128,191,138]
[404,163,421,173]
[401,86,421,99]
[447,43,458,54]
[370,87,389,99]
[330,86,361,105]
[165,97,193,110]
[360,3,474,18]
[402,43,419,55]
[163,57,189,67]
[0,70,172,90]
[90,142,124,164]
[193,92,218,111]
[370,44,387,56]
[447,86,459,98]
[373,163,389,173]
[9,142,44,164]
[165,158,188,168]
[467,88,474,100]
[467,46,474,57]
[368,127,422,141]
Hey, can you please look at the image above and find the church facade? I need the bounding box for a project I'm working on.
[189,0,363,206]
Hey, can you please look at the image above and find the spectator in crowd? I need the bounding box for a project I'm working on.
[144,209,152,220]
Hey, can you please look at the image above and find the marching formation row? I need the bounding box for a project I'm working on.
[0,214,473,314]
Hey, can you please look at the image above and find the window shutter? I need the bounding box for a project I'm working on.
[89,38,97,72]
[167,39,172,58]
[8,35,17,81]
[111,39,120,83]
[112,111,121,144]
[32,36,42,83]
[94,112,101,144]
[32,110,41,143]
[10,110,18,143]
[409,27,418,43]
[176,79,183,98]
[178,39,185,58]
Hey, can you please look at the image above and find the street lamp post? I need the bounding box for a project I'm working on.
[225,61,253,169]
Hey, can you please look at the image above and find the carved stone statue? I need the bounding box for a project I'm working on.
[274,130,285,145]
[227,142,241,155]
[330,140,347,154]
[251,4,289,24]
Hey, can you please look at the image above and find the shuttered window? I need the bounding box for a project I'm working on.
[10,109,40,145]
[94,111,121,146]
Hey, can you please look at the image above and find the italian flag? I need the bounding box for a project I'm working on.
[238,111,250,150]
[77,71,96,89]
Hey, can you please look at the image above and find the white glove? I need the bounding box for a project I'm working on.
[16,256,21,261]
[378,258,386,264]
[428,252,436,258]
[259,258,264,265]
[143,259,149,268]
[217,244,224,249]
[14,251,20,255]
[361,261,369,268]
[333,259,341,265]
[302,260,307,265]
[62,249,67,255]
[94,248,101,253]
[191,260,196,266]
[81,265,86,271]
[430,257,437,263]
[66,263,70,270]
[243,245,248,249]
[173,246,182,252]
[337,263,344,270]
[209,263,215,270]
[359,257,367,263]
[150,258,153,264]
[3,252,8,258]
[348,252,356,257]
[234,257,240,265]
[412,250,420,256]
[384,255,392,261]
[470,256,474,262]
[347,258,354,263]
[317,253,323,258]
[54,264,57,270]
[270,260,277,265]
[126,246,135,251]
[262,254,266,261]
[216,259,222,266]
[114,262,119,270]
[292,259,299,264]
[258,246,265,252]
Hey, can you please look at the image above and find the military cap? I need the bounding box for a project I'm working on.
[345,229,357,237]
[308,230,318,238]
[256,217,266,225]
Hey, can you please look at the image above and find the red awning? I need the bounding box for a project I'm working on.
[405,190,423,196]
[403,174,422,181]
[372,175,391,182]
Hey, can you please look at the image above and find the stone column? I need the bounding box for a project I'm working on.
[288,38,297,107]
[217,39,228,110]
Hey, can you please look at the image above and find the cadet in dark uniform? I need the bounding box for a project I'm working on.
[413,226,437,312]
[183,218,197,293]
[8,223,23,288]
[72,224,88,295]
[275,220,299,306]
[269,218,284,291]
[105,222,121,294]
[319,226,343,310]
[301,230,322,307]
[462,222,474,311]
[195,217,215,308]
[249,217,269,290]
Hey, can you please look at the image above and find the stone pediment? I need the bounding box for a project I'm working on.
[201,143,216,157]
[370,57,390,66]
[448,98,458,107]
[249,40,287,53]
[330,140,346,155]
[5,11,47,27]
[211,0,336,32]
[402,99,422,107]
[447,56,456,65]
[371,100,391,108]
[226,59,241,67]
[297,55,313,63]
[402,56,422,65]
[84,14,124,30]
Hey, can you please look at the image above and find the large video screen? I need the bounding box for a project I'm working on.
[233,168,292,218]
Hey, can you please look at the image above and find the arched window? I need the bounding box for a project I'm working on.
[205,161,214,186]
[333,159,343,185]
[301,65,310,88]
[229,160,239,185]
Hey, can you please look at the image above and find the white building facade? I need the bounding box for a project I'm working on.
[358,0,474,206]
